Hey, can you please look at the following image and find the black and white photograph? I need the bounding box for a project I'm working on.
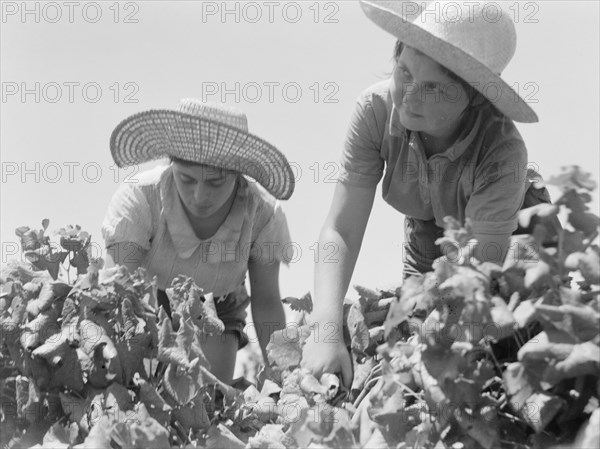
[1,1,599,447]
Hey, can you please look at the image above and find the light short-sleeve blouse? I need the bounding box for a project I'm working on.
[337,80,529,237]
[101,164,292,295]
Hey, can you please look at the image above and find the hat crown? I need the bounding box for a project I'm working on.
[177,99,249,132]
[413,1,516,74]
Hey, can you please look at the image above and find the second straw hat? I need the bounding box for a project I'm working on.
[110,100,295,200]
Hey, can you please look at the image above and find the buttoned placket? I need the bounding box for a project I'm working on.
[408,133,432,205]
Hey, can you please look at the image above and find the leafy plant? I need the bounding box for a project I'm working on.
[0,165,598,448]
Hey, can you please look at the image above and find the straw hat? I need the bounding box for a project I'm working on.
[110,100,295,200]
[360,0,538,123]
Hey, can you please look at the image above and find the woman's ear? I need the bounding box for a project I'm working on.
[393,40,404,62]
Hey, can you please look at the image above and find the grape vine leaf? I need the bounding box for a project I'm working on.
[266,326,311,371]
[565,247,600,285]
[206,423,246,449]
[73,415,113,448]
[111,404,170,449]
[32,333,84,392]
[347,303,370,356]
[163,359,201,405]
[282,291,313,313]
[157,308,193,369]
[547,165,598,192]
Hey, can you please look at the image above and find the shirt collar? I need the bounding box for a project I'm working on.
[389,104,482,161]
[389,103,406,139]
[160,167,248,259]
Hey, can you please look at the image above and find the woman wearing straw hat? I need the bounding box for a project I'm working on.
[302,1,556,385]
[102,100,295,383]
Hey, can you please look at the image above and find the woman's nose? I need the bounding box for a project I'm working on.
[402,82,420,105]
[193,183,206,202]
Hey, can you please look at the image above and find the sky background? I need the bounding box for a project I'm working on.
[1,1,599,301]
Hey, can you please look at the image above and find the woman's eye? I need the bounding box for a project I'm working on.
[423,82,440,93]
[396,65,411,80]
[208,179,226,188]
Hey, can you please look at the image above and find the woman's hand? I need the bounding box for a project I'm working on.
[301,325,353,387]
[306,181,376,388]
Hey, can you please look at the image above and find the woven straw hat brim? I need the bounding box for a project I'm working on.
[361,1,538,123]
[110,109,295,200]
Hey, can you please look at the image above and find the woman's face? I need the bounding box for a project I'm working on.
[390,46,471,136]
[171,162,238,219]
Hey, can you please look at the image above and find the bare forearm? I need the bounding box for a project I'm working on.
[310,226,363,334]
[252,299,286,361]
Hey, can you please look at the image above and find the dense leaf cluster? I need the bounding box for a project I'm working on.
[0,166,598,448]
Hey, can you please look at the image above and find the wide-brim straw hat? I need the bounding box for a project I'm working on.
[360,0,538,123]
[110,100,295,200]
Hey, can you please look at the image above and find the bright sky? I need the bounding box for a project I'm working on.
[1,1,599,300]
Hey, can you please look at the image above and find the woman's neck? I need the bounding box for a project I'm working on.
[419,108,478,159]
[419,122,464,159]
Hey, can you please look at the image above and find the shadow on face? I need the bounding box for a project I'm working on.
[170,158,239,218]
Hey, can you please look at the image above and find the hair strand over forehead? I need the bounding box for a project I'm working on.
[170,156,240,177]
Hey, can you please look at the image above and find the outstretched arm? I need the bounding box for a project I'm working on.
[301,181,377,387]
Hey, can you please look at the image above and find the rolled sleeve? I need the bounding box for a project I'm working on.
[101,183,154,250]
[338,94,385,187]
[249,202,293,266]
[466,140,528,235]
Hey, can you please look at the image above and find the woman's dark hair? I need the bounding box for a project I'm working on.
[393,40,490,113]
[170,156,201,166]
[170,156,240,178]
